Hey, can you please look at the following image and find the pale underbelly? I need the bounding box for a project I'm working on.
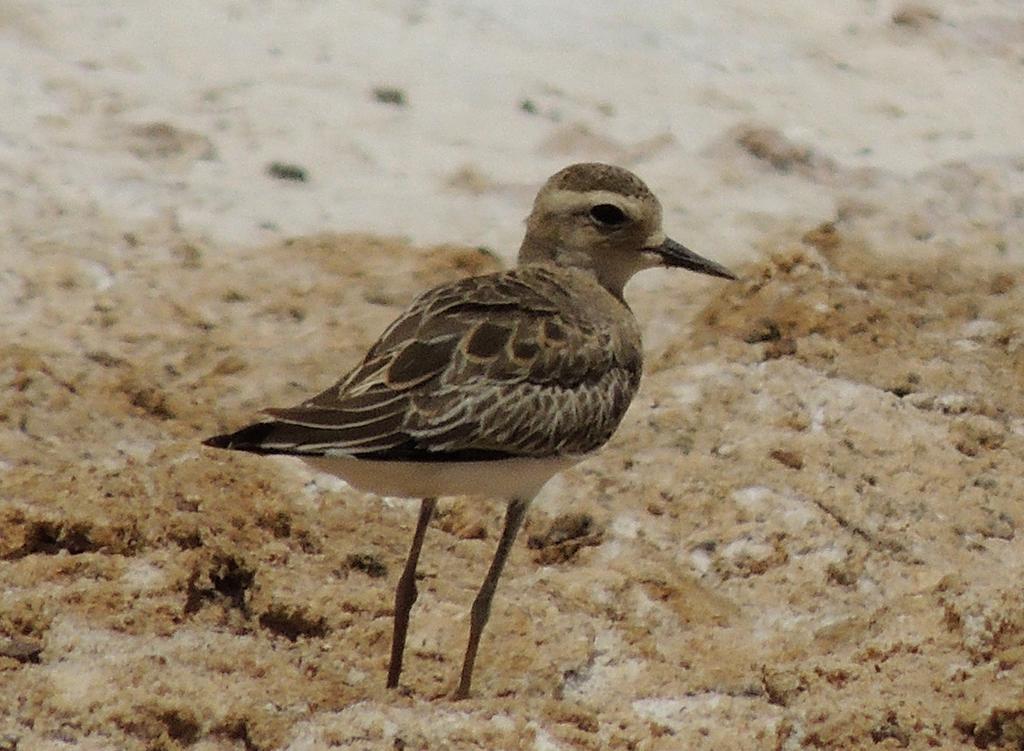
[302,453,584,500]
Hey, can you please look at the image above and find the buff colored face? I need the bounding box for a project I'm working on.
[522,170,735,294]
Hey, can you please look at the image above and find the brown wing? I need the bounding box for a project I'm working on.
[207,267,643,461]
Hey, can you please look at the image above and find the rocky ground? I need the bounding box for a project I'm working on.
[2,213,1024,749]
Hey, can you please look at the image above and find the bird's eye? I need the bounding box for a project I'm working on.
[589,203,628,227]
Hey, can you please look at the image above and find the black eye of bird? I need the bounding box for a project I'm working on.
[589,203,628,227]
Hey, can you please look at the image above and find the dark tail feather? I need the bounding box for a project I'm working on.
[202,423,282,454]
[202,422,521,462]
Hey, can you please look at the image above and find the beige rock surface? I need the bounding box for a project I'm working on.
[3,219,1023,749]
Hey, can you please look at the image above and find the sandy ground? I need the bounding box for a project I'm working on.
[3,1,1024,749]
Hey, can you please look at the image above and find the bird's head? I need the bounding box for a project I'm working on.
[519,162,736,296]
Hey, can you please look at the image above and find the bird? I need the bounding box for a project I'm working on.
[202,162,736,699]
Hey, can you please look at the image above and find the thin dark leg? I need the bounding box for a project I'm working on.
[454,497,531,700]
[387,497,437,689]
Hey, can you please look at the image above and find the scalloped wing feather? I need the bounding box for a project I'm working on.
[226,266,643,460]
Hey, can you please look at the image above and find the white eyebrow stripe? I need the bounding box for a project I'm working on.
[541,189,645,215]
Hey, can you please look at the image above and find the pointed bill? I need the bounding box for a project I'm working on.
[651,237,737,280]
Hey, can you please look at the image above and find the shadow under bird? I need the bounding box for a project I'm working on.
[203,162,736,698]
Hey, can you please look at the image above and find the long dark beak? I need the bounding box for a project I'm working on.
[651,237,737,280]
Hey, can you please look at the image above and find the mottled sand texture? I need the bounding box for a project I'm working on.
[3,223,1023,749]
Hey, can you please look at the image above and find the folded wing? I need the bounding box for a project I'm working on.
[204,268,642,461]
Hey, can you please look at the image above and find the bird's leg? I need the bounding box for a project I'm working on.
[387,496,437,689]
[454,497,531,700]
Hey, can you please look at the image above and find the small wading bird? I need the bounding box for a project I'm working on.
[203,163,736,698]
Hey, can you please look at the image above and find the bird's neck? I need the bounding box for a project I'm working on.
[518,236,633,300]
[517,231,555,266]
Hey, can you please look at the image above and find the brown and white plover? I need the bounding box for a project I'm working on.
[203,162,736,698]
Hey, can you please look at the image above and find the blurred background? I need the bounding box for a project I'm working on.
[3,0,1021,266]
